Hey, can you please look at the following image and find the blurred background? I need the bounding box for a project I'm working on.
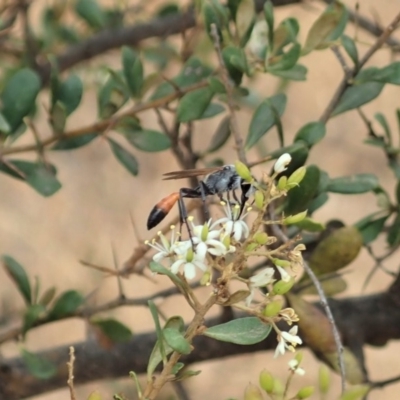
[0,0,399,399]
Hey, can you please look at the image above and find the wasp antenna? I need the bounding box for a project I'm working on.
[147,192,180,230]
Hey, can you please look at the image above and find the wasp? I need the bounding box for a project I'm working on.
[147,164,254,230]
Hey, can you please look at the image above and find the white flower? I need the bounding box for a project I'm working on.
[274,153,292,173]
[276,265,291,282]
[170,245,208,280]
[213,202,250,241]
[146,227,181,263]
[246,267,275,306]
[288,359,305,376]
[189,218,228,256]
[274,325,302,358]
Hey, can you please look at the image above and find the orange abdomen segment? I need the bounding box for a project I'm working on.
[147,192,180,230]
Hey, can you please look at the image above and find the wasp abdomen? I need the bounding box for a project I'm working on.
[147,192,180,230]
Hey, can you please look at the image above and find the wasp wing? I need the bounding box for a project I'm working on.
[162,166,223,180]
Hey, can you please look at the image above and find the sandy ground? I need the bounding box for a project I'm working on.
[1,1,400,399]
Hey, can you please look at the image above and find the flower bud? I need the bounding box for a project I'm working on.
[201,223,209,241]
[318,364,330,394]
[254,190,264,209]
[296,386,315,399]
[288,166,306,186]
[283,210,307,225]
[186,247,194,262]
[277,175,287,190]
[246,242,258,252]
[222,234,231,249]
[254,231,268,245]
[295,351,303,364]
[263,300,282,317]
[259,370,274,393]
[244,383,263,400]
[272,258,291,268]
[235,160,253,182]
[200,270,211,286]
[274,153,292,173]
[273,278,295,295]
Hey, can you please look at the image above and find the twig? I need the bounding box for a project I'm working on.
[209,23,247,164]
[331,45,352,79]
[67,346,77,400]
[0,80,209,157]
[319,11,400,123]
[269,220,347,393]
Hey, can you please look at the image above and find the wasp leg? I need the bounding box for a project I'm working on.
[199,181,210,221]
[178,188,198,246]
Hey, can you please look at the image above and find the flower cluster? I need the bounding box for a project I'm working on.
[146,202,251,280]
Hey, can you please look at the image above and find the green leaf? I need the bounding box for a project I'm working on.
[21,349,57,379]
[285,165,321,214]
[355,214,389,245]
[52,133,98,150]
[163,328,191,354]
[23,304,46,335]
[2,255,32,304]
[122,46,144,97]
[222,46,249,84]
[199,103,225,119]
[264,1,274,46]
[57,74,83,115]
[1,68,41,132]
[4,161,62,197]
[151,57,212,100]
[245,93,287,149]
[208,76,226,94]
[149,261,184,288]
[293,217,325,232]
[374,112,392,145]
[177,87,214,122]
[332,82,384,116]
[107,138,139,176]
[327,174,379,194]
[98,72,129,119]
[75,0,106,29]
[268,43,301,71]
[356,62,400,85]
[147,300,166,376]
[272,18,299,54]
[269,64,307,81]
[50,101,67,134]
[202,0,228,43]
[91,318,133,342]
[39,286,57,306]
[303,1,346,54]
[387,213,400,247]
[236,0,255,45]
[308,192,329,214]
[48,290,84,320]
[205,115,231,153]
[294,121,326,147]
[0,112,11,134]
[124,129,171,152]
[203,317,272,345]
[341,35,358,66]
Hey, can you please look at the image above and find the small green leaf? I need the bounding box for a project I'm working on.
[341,35,358,66]
[21,349,57,379]
[149,261,184,288]
[269,64,307,81]
[3,255,32,304]
[203,317,272,345]
[236,0,255,45]
[208,76,226,94]
[39,286,57,306]
[205,115,231,153]
[272,18,299,54]
[308,192,329,214]
[245,93,287,149]
[327,174,379,194]
[122,46,144,97]
[285,165,321,214]
[268,43,301,71]
[147,300,166,377]
[264,1,274,45]
[23,304,46,335]
[50,101,67,134]
[163,328,191,354]
[98,72,129,119]
[294,121,326,147]
[332,82,384,116]
[124,129,171,152]
[356,62,400,85]
[222,46,249,84]
[91,318,133,343]
[0,112,11,134]
[1,68,41,132]
[107,138,139,176]
[57,74,83,115]
[374,112,392,145]
[52,133,98,150]
[199,103,225,119]
[303,1,346,55]
[75,0,106,29]
[293,217,325,232]
[355,214,389,245]
[48,290,84,320]
[177,87,214,122]
[387,213,400,247]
